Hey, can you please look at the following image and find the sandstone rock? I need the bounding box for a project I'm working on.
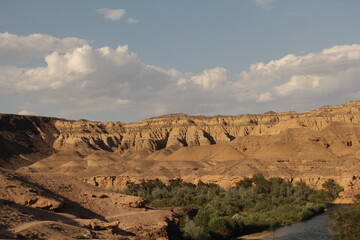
[0,168,63,210]
[3,100,360,203]
[3,100,360,169]
[83,219,120,231]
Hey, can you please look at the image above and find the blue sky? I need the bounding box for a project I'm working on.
[1,0,360,122]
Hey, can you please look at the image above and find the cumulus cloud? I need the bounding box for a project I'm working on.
[97,8,126,21]
[0,43,179,95]
[0,45,95,92]
[257,92,272,102]
[0,33,186,120]
[0,32,87,62]
[190,67,228,90]
[1,32,360,122]
[241,44,360,102]
[274,75,320,96]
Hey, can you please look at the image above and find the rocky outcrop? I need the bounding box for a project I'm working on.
[36,100,360,158]
[82,219,120,231]
[2,100,360,203]
[0,168,63,210]
[84,175,133,191]
[0,114,59,169]
[3,100,360,168]
[0,169,179,240]
[113,210,180,240]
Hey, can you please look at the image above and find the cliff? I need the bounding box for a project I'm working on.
[1,100,360,202]
[50,100,360,156]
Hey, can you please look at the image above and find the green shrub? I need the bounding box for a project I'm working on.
[122,175,338,240]
[329,194,360,240]
[330,204,360,240]
[183,218,209,240]
[208,216,233,238]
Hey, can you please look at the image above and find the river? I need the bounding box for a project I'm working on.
[262,210,332,240]
[240,205,348,240]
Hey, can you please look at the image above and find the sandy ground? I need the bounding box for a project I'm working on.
[0,168,178,240]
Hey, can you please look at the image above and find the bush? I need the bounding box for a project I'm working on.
[183,218,209,240]
[330,204,360,240]
[208,216,233,238]
[122,175,337,240]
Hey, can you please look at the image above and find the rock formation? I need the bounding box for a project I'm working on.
[1,100,360,202]
[2,100,360,238]
[0,168,179,239]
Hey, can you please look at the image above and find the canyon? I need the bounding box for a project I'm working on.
[1,100,360,239]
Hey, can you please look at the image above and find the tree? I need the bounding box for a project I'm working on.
[236,177,253,189]
[322,179,344,201]
[122,178,334,240]
[252,173,271,194]
[183,218,209,240]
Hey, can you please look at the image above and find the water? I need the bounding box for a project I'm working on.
[263,212,331,240]
[261,205,347,240]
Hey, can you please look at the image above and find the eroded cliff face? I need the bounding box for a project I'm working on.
[49,100,360,157]
[0,114,59,169]
[2,100,360,202]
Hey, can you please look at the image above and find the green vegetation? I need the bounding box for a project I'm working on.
[123,175,342,240]
[330,195,360,240]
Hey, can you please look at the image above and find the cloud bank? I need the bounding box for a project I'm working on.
[1,32,359,122]
[0,32,87,62]
[240,44,360,102]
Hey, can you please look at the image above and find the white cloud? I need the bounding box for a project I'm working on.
[126,18,139,24]
[0,45,95,92]
[0,33,185,120]
[257,92,272,102]
[255,0,278,8]
[18,110,36,115]
[274,75,320,96]
[241,44,360,102]
[0,43,176,94]
[190,67,228,90]
[97,8,126,21]
[1,33,360,122]
[0,32,87,62]
[177,78,188,87]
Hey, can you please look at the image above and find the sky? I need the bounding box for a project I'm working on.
[1,0,360,122]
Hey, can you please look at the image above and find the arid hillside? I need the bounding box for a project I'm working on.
[0,168,179,239]
[1,100,360,203]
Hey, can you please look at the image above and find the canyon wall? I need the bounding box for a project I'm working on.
[3,100,359,163]
[2,100,360,202]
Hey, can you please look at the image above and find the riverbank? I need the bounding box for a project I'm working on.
[232,231,274,239]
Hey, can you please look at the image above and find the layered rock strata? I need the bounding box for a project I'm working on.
[2,100,360,165]
[1,100,360,203]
